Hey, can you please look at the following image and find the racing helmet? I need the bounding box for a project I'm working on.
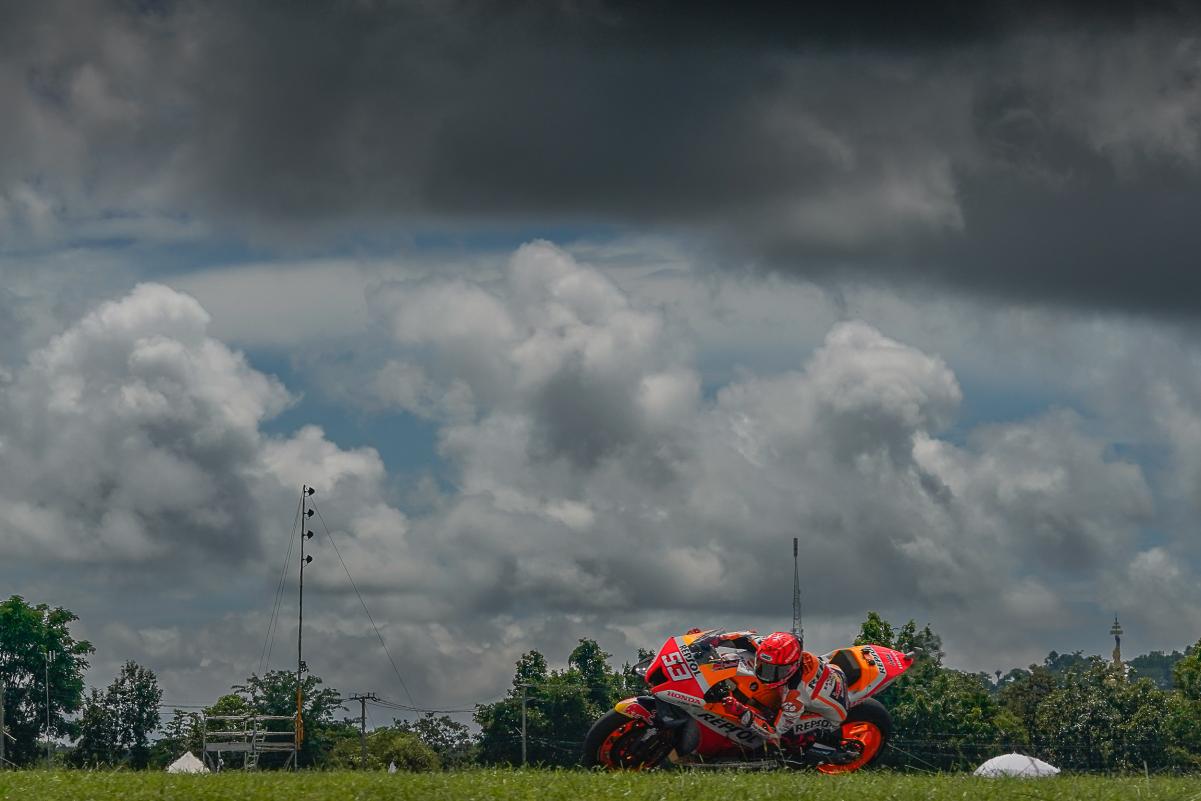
[755,631,802,687]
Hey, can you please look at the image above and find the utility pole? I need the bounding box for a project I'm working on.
[518,683,534,767]
[44,647,55,770]
[345,693,378,769]
[296,485,315,770]
[1,680,6,768]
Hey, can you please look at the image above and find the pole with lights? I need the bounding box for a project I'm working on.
[296,485,315,769]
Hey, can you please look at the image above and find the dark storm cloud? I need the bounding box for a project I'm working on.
[4,1,1201,310]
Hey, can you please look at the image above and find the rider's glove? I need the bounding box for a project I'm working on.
[721,696,754,728]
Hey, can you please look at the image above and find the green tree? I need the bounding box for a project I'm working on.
[327,728,439,770]
[112,661,162,768]
[854,611,895,648]
[1163,691,1201,767]
[894,620,944,665]
[619,648,656,697]
[72,688,121,767]
[513,651,549,687]
[1043,650,1089,675]
[206,693,252,717]
[150,709,204,768]
[1172,638,1201,700]
[395,713,477,768]
[1129,649,1188,690]
[70,661,162,768]
[475,640,629,766]
[569,639,616,709]
[0,596,93,766]
[1162,637,1201,767]
[851,611,1003,770]
[998,665,1058,746]
[231,670,344,767]
[880,659,1000,769]
[1035,659,1171,771]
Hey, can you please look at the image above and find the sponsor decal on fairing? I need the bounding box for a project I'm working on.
[694,710,764,747]
[654,689,705,708]
[792,715,834,734]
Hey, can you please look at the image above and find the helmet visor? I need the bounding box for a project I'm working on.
[755,659,793,684]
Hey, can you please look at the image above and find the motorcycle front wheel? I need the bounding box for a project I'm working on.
[815,698,892,775]
[581,710,674,770]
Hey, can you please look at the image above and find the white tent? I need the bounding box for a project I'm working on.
[974,753,1060,778]
[166,751,210,774]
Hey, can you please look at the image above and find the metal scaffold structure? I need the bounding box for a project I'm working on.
[202,713,297,771]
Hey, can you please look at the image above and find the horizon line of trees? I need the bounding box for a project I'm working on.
[3,594,1200,772]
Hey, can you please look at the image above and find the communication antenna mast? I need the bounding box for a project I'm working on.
[791,537,803,648]
[296,485,316,769]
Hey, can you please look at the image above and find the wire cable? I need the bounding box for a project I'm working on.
[369,696,477,715]
[312,502,416,706]
[259,496,303,675]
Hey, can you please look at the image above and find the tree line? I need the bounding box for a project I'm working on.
[2,594,1199,771]
[0,596,469,770]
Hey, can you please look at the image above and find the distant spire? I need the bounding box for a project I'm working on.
[1110,615,1123,668]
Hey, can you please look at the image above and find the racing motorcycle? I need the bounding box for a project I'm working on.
[582,629,913,772]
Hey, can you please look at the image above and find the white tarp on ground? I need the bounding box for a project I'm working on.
[974,753,1060,777]
[166,751,210,774]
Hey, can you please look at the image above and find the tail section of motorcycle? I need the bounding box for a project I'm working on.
[822,644,914,704]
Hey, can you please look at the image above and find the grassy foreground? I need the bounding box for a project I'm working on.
[2,769,1199,801]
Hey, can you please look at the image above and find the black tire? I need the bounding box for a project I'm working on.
[814,698,892,774]
[846,697,892,744]
[581,710,671,770]
[582,711,628,768]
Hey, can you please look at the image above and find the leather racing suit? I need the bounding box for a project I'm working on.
[695,630,849,745]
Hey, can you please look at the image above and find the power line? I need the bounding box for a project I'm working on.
[263,495,302,672]
[311,503,416,706]
[369,696,477,715]
[259,496,302,675]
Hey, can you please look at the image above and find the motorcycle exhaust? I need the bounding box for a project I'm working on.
[802,742,859,766]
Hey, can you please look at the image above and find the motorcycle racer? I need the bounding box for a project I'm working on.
[692,629,848,746]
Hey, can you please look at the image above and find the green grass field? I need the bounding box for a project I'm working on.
[1,769,1199,801]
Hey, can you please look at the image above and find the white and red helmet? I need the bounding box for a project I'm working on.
[755,631,802,688]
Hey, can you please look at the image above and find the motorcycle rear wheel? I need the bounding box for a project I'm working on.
[815,698,891,775]
[582,710,673,770]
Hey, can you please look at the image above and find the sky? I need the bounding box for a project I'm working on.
[3,1,1201,719]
